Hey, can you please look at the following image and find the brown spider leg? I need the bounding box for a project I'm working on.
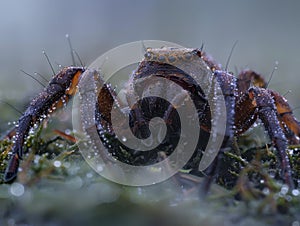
[280,122,299,145]
[95,78,131,137]
[237,70,300,144]
[235,70,266,133]
[237,70,267,94]
[248,87,294,188]
[201,70,237,194]
[234,93,257,134]
[269,90,300,144]
[4,67,85,182]
[92,70,162,164]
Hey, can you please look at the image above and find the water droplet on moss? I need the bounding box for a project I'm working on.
[53,160,62,167]
[10,183,25,197]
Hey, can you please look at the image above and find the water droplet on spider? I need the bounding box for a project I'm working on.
[269,171,276,178]
[260,179,265,184]
[10,183,25,197]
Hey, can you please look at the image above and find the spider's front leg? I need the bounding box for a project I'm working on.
[248,87,294,188]
[4,67,85,182]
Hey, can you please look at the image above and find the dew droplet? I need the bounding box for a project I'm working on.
[292,189,300,196]
[53,160,62,168]
[86,172,93,178]
[280,184,289,195]
[10,183,25,197]
[63,162,71,168]
[262,187,270,195]
[96,164,103,172]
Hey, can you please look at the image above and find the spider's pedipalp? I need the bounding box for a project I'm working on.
[4,66,85,182]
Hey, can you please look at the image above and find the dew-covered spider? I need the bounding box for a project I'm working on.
[3,46,300,192]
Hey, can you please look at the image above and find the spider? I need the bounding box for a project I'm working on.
[2,46,300,192]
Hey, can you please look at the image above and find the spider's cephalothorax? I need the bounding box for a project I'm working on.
[3,47,300,192]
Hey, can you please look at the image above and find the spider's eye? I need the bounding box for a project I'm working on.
[168,55,176,63]
[144,52,153,60]
[158,55,166,62]
[184,52,192,60]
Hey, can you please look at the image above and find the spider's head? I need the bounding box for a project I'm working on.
[143,47,202,65]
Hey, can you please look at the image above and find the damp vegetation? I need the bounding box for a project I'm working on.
[0,122,300,226]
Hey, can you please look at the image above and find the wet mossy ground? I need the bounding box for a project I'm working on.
[1,120,300,225]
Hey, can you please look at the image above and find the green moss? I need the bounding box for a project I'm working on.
[1,124,300,225]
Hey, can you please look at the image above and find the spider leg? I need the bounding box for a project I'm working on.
[269,90,300,144]
[4,67,85,182]
[201,70,237,193]
[234,70,264,134]
[237,70,300,144]
[237,70,266,94]
[248,87,294,188]
[91,71,161,165]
